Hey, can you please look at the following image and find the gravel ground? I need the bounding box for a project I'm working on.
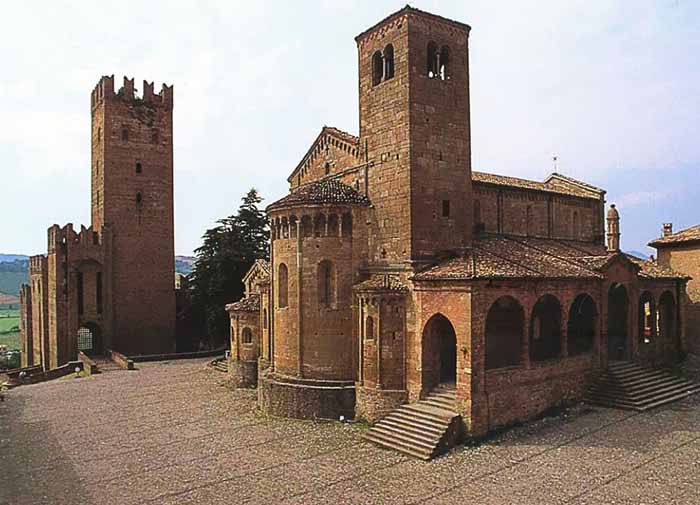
[1,359,699,505]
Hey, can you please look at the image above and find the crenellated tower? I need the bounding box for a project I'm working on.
[356,6,473,266]
[90,76,175,355]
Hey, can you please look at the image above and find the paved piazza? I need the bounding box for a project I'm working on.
[2,359,698,505]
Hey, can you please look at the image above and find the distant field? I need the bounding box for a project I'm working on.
[0,308,20,350]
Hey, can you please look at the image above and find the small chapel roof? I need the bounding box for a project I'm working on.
[267,179,370,211]
[353,274,409,293]
[225,293,261,313]
[648,225,700,248]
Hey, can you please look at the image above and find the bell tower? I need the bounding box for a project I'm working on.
[90,76,175,354]
[356,6,472,266]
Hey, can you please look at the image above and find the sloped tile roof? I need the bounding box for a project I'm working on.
[648,225,700,247]
[413,236,687,282]
[625,254,690,280]
[267,179,369,211]
[473,171,604,199]
[225,294,260,313]
[354,274,409,292]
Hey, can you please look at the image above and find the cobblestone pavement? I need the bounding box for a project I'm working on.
[2,359,699,505]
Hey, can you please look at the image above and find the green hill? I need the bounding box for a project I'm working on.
[0,260,29,296]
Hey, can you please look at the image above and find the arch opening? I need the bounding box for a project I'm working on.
[76,322,102,356]
[638,291,655,345]
[422,314,457,389]
[530,294,562,362]
[607,283,630,360]
[485,296,524,369]
[567,294,597,356]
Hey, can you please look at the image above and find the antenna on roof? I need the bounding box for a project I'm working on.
[552,154,559,173]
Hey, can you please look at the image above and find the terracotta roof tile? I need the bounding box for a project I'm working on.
[353,274,409,292]
[267,179,369,211]
[225,294,260,313]
[473,171,604,199]
[625,254,689,280]
[649,225,700,247]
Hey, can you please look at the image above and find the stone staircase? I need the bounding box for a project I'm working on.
[210,357,228,373]
[363,384,462,460]
[586,361,700,411]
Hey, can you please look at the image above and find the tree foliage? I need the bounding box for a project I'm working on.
[185,189,269,348]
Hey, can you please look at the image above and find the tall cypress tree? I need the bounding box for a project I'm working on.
[187,188,269,348]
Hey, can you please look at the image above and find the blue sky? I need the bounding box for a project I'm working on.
[1,0,698,256]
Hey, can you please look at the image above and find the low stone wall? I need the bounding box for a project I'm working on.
[228,358,257,388]
[355,385,407,423]
[259,372,356,420]
[3,361,83,387]
[130,347,226,363]
[482,354,598,431]
[108,349,135,370]
[77,352,98,376]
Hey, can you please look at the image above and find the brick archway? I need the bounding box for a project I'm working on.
[607,283,630,361]
[421,314,457,391]
[77,322,102,356]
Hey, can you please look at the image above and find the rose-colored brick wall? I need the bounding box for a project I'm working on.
[91,76,175,355]
[658,246,700,354]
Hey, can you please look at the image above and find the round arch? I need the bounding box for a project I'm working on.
[76,322,102,356]
[638,291,656,346]
[421,314,457,389]
[567,294,597,356]
[530,294,563,362]
[607,283,630,360]
[485,296,524,369]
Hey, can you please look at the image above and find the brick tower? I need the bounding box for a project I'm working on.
[356,7,473,265]
[90,76,175,355]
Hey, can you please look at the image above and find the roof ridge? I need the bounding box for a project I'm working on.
[509,237,601,277]
[475,238,544,277]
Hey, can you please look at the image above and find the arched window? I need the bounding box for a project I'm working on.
[135,162,142,174]
[327,214,339,237]
[77,326,93,351]
[278,263,288,308]
[530,294,562,361]
[135,192,142,205]
[372,51,383,86]
[366,315,375,339]
[301,215,313,238]
[485,296,524,369]
[242,327,253,345]
[567,294,597,355]
[318,260,335,307]
[638,291,655,345]
[657,291,676,339]
[427,42,438,78]
[384,44,395,80]
[341,213,353,237]
[289,216,298,239]
[573,211,580,239]
[314,214,326,237]
[121,128,129,142]
[439,45,450,80]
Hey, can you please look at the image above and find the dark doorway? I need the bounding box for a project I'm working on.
[77,322,102,356]
[567,294,597,356]
[530,294,563,362]
[422,314,457,389]
[607,284,629,361]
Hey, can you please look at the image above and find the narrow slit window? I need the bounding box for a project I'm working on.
[136,162,142,174]
[442,200,451,218]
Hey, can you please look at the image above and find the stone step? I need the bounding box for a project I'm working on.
[363,431,433,460]
[379,418,446,438]
[384,411,450,433]
[586,362,700,411]
[588,377,694,399]
[370,423,440,447]
[421,397,456,411]
[398,403,454,423]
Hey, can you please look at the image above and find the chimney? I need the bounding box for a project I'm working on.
[607,204,620,252]
[663,223,673,237]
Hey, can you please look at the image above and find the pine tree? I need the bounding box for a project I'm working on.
[186,188,269,348]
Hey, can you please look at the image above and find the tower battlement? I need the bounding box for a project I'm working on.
[91,75,173,110]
